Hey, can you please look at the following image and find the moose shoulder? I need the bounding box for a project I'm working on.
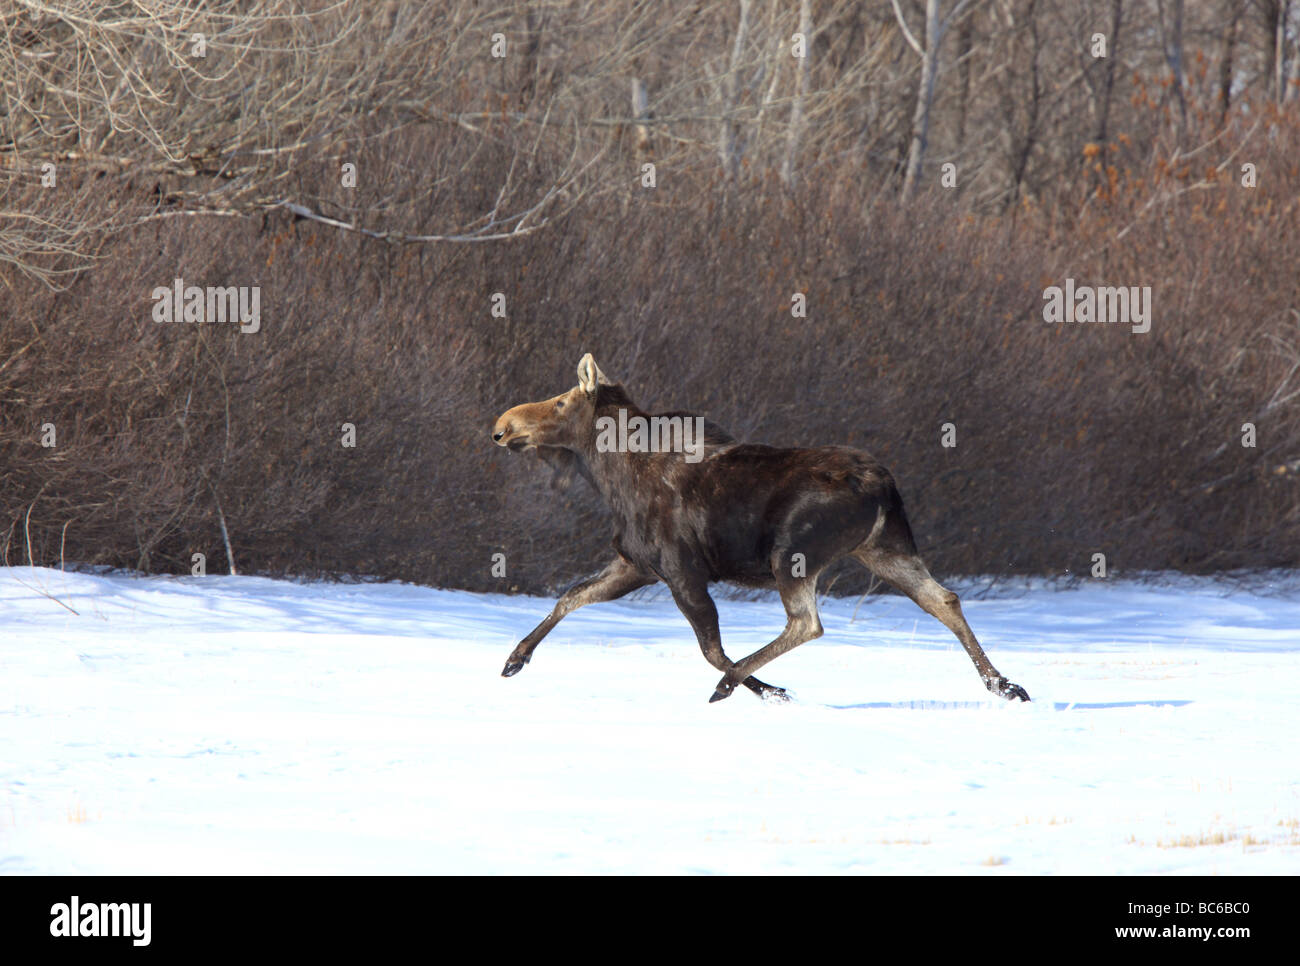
[491,353,1029,704]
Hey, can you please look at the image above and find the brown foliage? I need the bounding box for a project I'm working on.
[3,2,1299,593]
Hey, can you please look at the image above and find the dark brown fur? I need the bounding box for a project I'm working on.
[492,355,1029,703]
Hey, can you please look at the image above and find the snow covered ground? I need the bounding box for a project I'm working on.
[1,565,1297,874]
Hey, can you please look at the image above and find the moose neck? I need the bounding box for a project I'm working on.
[572,386,669,518]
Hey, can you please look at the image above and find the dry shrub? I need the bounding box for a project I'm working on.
[3,43,1299,595]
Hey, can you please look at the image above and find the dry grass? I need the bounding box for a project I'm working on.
[1157,829,1238,849]
[1123,818,1300,850]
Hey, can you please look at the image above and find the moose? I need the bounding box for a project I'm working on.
[491,354,1029,704]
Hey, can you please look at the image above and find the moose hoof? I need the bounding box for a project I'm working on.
[759,686,791,703]
[708,679,736,703]
[988,677,1030,702]
[501,656,530,678]
[1004,682,1031,702]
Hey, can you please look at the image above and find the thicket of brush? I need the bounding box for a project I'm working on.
[2,2,1298,593]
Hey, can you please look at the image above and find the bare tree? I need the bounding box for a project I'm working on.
[0,1,607,286]
[1090,0,1126,148]
[892,0,979,197]
[1219,0,1244,124]
[1157,0,1190,144]
[780,0,812,188]
[719,0,754,180]
[1274,0,1293,102]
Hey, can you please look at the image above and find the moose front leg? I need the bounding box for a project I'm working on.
[502,556,655,677]
[668,577,790,702]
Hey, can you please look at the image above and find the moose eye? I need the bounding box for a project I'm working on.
[555,400,565,410]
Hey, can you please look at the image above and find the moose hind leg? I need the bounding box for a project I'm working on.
[856,549,1029,701]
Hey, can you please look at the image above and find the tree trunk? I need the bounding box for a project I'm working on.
[631,77,652,156]
[1218,0,1242,125]
[1158,0,1188,145]
[956,15,972,147]
[781,0,812,189]
[719,0,753,181]
[903,0,942,198]
[1275,0,1291,103]
[1094,0,1124,147]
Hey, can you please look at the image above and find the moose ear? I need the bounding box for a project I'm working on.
[576,353,609,395]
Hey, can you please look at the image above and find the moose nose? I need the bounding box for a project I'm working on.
[492,421,511,444]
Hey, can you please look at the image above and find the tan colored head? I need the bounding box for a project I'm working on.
[492,353,612,452]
